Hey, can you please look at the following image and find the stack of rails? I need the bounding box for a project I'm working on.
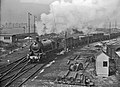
[55,45,100,86]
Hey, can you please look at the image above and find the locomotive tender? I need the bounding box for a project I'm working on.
[27,32,120,63]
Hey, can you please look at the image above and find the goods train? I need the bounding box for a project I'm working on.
[27,32,120,63]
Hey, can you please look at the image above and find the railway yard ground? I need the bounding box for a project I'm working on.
[0,40,31,66]
[22,43,119,87]
[1,38,120,87]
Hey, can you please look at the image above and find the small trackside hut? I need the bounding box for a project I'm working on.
[96,52,109,77]
[96,50,116,77]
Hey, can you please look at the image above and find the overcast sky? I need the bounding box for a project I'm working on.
[1,0,59,24]
[1,0,120,25]
[20,0,57,4]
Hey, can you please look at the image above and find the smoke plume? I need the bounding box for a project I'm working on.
[36,0,120,35]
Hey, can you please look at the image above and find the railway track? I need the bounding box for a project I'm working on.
[0,56,28,86]
[0,55,27,74]
[0,39,118,87]
[0,54,56,87]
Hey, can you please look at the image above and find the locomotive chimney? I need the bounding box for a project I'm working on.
[36,36,39,42]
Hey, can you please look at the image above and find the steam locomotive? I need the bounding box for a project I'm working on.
[27,32,120,63]
[27,37,63,63]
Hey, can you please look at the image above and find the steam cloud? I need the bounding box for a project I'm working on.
[36,0,120,35]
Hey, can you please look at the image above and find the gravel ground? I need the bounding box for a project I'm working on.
[23,43,120,87]
[1,39,120,87]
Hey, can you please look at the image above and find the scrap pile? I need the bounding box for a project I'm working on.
[55,49,97,86]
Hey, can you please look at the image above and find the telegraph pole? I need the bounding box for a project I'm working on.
[115,20,117,29]
[34,16,37,33]
[109,21,111,41]
[51,4,56,33]
[87,26,91,47]
[115,21,118,40]
[65,31,67,52]
[23,26,25,33]
[0,0,1,28]
[28,12,32,42]
[0,0,1,35]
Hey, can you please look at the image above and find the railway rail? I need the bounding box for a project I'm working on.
[0,55,27,74]
[0,54,56,87]
[0,35,120,87]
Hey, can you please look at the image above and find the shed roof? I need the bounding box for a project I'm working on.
[116,51,120,57]
[97,51,109,60]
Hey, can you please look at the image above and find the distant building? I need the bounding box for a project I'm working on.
[0,34,16,43]
[96,28,120,34]
[0,32,38,43]
[0,28,23,43]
